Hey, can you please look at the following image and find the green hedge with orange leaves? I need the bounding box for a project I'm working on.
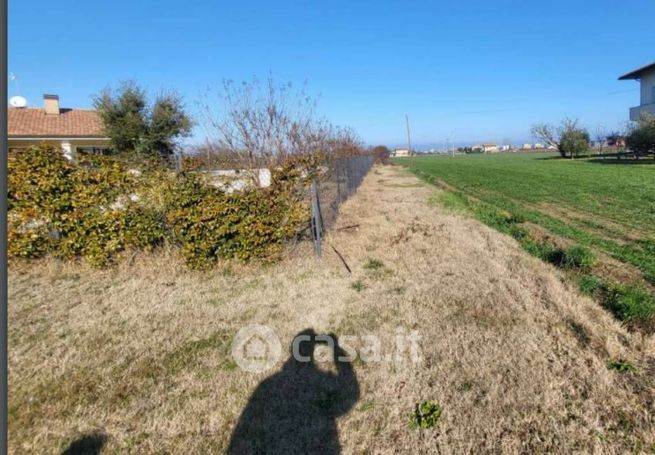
[8,145,310,268]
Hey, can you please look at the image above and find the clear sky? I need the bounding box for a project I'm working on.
[8,0,655,147]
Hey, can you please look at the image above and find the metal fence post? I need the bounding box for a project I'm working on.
[310,179,322,257]
[335,158,342,205]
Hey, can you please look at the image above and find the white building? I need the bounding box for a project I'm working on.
[472,143,498,153]
[392,148,410,157]
[619,62,655,121]
[521,144,533,150]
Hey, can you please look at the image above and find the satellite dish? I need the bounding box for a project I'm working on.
[10,96,27,108]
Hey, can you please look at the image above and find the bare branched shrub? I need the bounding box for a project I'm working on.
[371,145,392,164]
[530,123,560,150]
[198,78,365,175]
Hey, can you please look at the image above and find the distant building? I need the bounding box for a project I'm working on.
[8,94,110,158]
[534,143,545,149]
[619,61,655,121]
[521,144,533,150]
[546,145,557,150]
[392,148,410,157]
[606,134,626,148]
[472,143,498,153]
[499,145,511,151]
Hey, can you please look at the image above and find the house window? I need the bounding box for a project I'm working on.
[76,147,111,155]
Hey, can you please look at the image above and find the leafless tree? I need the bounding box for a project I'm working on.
[371,145,392,163]
[530,123,560,149]
[198,77,364,181]
[594,125,607,155]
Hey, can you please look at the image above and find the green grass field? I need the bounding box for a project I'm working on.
[398,152,655,287]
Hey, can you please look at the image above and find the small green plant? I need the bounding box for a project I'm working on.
[437,191,469,211]
[521,239,561,263]
[409,400,442,430]
[607,358,638,374]
[562,245,596,270]
[577,274,603,296]
[646,272,655,287]
[508,224,529,241]
[358,399,374,412]
[600,283,655,330]
[609,412,634,434]
[351,280,366,292]
[520,240,596,271]
[476,205,522,232]
[364,258,384,270]
[575,276,655,333]
[456,381,474,392]
[222,359,238,371]
[388,286,406,295]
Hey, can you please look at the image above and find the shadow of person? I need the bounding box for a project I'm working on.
[60,432,108,455]
[228,328,360,454]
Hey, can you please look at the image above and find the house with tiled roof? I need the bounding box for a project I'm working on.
[8,94,110,158]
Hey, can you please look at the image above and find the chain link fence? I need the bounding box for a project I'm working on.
[310,155,374,256]
[173,150,374,257]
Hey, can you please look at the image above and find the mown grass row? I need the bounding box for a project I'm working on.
[402,153,655,285]
[431,188,655,333]
[429,174,655,285]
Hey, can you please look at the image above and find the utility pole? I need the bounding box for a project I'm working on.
[405,114,412,154]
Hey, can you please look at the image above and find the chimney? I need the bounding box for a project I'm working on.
[43,94,60,115]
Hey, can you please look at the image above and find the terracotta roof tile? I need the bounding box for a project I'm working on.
[8,107,107,138]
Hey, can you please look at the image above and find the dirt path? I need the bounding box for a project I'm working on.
[8,165,654,453]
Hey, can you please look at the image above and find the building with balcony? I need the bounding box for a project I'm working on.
[619,61,655,121]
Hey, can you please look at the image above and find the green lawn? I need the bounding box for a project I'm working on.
[398,152,655,283]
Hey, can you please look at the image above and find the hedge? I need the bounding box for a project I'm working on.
[8,145,310,268]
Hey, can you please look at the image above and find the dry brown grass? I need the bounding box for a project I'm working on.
[9,165,655,453]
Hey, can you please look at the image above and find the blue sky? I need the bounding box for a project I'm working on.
[8,0,655,147]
